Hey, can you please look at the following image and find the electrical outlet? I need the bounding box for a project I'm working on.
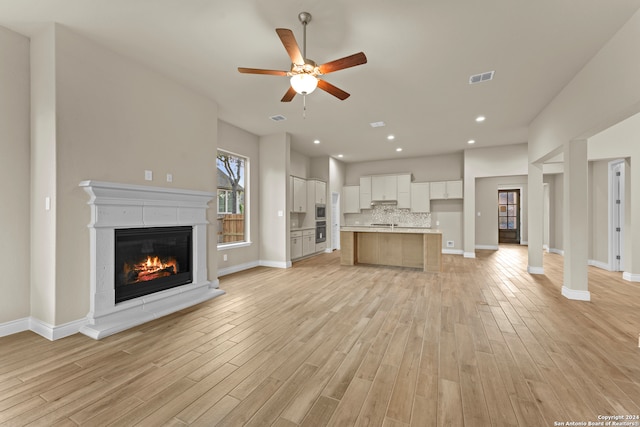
[144,170,153,181]
[447,240,454,248]
[166,173,173,182]
[223,254,228,262]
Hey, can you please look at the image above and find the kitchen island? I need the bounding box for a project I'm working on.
[340,226,442,272]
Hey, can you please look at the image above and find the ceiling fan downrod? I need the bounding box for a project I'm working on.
[298,12,312,59]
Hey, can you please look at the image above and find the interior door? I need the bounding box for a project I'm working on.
[498,189,520,244]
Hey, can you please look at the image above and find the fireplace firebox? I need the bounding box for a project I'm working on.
[115,226,193,303]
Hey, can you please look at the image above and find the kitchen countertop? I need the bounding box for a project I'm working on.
[341,226,441,234]
[290,227,315,232]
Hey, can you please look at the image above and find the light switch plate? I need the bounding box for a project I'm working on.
[144,170,153,181]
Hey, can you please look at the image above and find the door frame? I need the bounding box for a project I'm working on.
[331,191,341,251]
[608,159,625,271]
[497,185,524,245]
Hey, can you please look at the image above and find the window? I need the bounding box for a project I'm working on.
[217,150,248,245]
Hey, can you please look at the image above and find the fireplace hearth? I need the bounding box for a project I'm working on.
[115,226,193,303]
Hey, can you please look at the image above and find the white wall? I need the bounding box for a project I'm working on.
[217,121,260,274]
[345,152,463,185]
[527,9,640,279]
[30,24,57,325]
[0,26,30,324]
[290,150,310,178]
[8,24,220,331]
[464,144,528,256]
[588,160,609,265]
[259,133,290,266]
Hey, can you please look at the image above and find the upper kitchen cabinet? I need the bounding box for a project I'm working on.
[371,175,397,202]
[359,176,372,209]
[411,182,430,212]
[397,174,411,209]
[430,180,463,200]
[312,180,326,204]
[290,176,307,212]
[343,186,360,213]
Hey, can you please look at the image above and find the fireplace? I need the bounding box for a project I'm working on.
[115,226,193,303]
[79,180,225,340]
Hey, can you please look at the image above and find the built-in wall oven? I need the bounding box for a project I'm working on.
[316,221,326,243]
[315,204,326,220]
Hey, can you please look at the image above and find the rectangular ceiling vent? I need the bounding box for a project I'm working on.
[369,121,386,128]
[469,70,495,84]
[270,114,287,122]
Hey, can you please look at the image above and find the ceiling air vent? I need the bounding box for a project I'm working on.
[270,114,287,122]
[469,71,495,84]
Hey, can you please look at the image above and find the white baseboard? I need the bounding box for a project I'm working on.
[0,316,89,341]
[0,317,31,338]
[31,317,88,341]
[442,249,464,255]
[259,260,290,269]
[528,265,544,274]
[475,245,498,250]
[588,259,611,271]
[218,261,260,277]
[549,248,564,255]
[463,251,476,258]
[623,272,640,282]
[561,286,591,301]
[520,240,528,245]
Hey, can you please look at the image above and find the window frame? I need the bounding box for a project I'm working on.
[216,149,250,248]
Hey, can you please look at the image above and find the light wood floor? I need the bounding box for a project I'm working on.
[1,246,640,426]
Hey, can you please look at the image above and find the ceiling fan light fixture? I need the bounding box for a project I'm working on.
[290,74,318,95]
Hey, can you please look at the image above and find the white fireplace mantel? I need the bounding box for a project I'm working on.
[79,180,224,339]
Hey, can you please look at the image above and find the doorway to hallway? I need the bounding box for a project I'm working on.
[498,189,521,244]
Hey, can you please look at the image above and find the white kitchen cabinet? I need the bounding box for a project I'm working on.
[430,180,463,200]
[343,186,360,213]
[397,174,411,209]
[316,241,327,253]
[291,231,303,259]
[303,229,315,256]
[306,179,327,211]
[447,180,463,198]
[314,180,326,204]
[371,175,397,201]
[359,176,372,209]
[411,182,431,212]
[291,176,307,212]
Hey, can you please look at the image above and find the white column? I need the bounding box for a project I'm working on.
[527,162,544,274]
[562,140,590,301]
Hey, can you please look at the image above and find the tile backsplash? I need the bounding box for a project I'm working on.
[345,205,431,228]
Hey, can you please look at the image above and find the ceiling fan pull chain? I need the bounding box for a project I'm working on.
[303,94,307,119]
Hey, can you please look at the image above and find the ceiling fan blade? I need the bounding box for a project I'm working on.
[281,86,297,102]
[317,79,350,100]
[276,28,304,64]
[238,67,288,76]
[318,52,367,74]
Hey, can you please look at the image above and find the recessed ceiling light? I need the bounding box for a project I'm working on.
[396,148,403,152]
[369,121,386,128]
[387,135,395,140]
[475,116,486,122]
[468,139,476,144]
[313,139,320,144]
[337,154,344,158]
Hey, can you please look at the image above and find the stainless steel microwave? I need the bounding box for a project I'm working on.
[315,204,326,220]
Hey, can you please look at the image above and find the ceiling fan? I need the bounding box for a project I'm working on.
[238,12,367,102]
